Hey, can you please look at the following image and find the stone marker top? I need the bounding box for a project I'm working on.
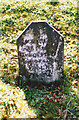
[17,21,64,41]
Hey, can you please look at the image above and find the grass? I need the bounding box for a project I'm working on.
[0,80,36,118]
[0,0,79,119]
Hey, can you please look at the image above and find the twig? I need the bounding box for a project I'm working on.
[63,98,73,120]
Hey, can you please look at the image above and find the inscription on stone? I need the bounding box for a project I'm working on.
[17,21,64,84]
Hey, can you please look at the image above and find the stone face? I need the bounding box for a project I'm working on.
[17,21,64,85]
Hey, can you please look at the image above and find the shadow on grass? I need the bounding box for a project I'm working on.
[0,70,78,119]
[18,72,78,119]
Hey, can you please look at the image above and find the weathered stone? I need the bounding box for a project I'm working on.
[17,21,64,85]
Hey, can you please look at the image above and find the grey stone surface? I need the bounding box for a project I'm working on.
[17,21,64,84]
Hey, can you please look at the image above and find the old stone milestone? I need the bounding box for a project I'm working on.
[17,21,64,85]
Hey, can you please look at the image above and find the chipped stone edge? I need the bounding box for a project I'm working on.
[17,21,64,41]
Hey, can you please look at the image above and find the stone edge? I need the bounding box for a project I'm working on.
[17,21,64,41]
